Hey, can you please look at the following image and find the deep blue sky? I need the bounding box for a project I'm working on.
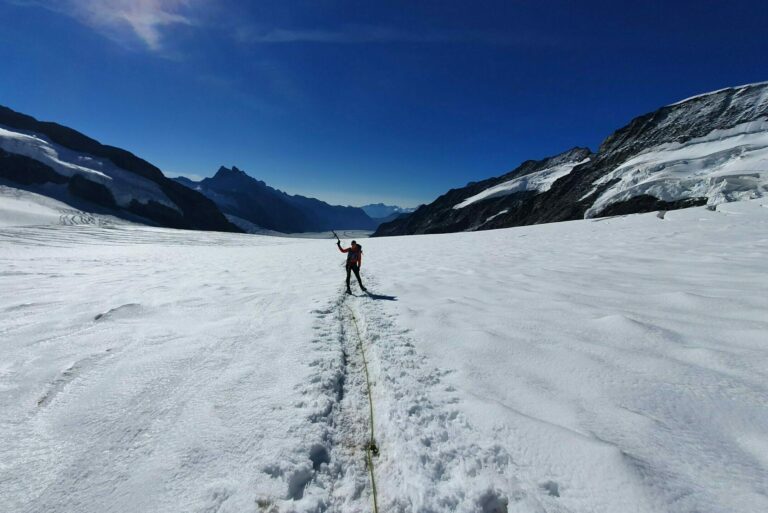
[1,1,767,206]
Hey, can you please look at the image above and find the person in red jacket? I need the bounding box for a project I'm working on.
[337,239,367,294]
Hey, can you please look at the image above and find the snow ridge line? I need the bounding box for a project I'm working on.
[344,300,380,513]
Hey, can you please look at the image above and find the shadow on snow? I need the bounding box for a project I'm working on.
[365,292,398,301]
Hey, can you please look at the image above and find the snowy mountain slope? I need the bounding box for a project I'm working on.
[454,157,591,209]
[0,184,151,230]
[0,105,237,232]
[585,119,768,217]
[175,167,377,233]
[2,198,767,513]
[578,82,768,217]
[375,147,593,235]
[376,81,768,236]
[0,185,95,227]
[668,80,768,106]
[0,125,176,210]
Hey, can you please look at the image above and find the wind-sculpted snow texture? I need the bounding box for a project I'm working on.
[376,82,768,235]
[1,187,767,513]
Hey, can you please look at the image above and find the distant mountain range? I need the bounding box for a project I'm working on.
[375,81,768,236]
[360,203,416,219]
[0,105,402,234]
[2,82,765,237]
[175,167,379,233]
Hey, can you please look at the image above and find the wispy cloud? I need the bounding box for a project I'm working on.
[9,0,197,51]
[234,24,556,47]
[8,2,555,51]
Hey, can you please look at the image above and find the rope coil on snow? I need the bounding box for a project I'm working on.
[345,302,380,513]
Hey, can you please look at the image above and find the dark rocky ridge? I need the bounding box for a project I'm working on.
[375,82,768,236]
[0,105,239,232]
[67,174,117,209]
[0,147,68,186]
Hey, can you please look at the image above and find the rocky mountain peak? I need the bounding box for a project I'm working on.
[542,146,593,167]
[214,166,248,179]
[597,81,768,159]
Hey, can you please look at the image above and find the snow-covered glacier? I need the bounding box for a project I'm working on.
[1,186,767,513]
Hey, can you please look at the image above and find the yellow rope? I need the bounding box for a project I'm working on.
[346,303,380,513]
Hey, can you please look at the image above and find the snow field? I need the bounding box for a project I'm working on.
[1,188,767,512]
[0,185,126,228]
[0,223,342,512]
[359,200,768,513]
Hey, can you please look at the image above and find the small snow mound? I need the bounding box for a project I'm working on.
[94,303,143,321]
[200,486,232,512]
[286,464,313,500]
